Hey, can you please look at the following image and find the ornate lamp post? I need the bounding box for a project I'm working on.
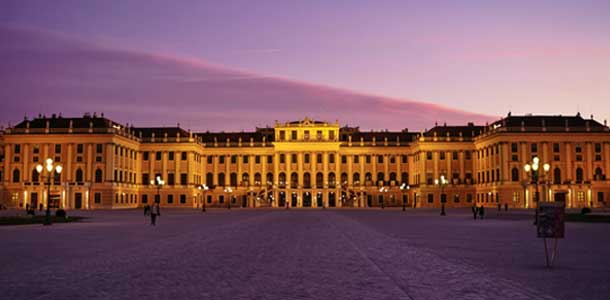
[224,187,233,210]
[524,156,550,225]
[198,184,209,212]
[36,158,63,225]
[435,175,448,216]
[150,176,165,204]
[379,186,388,209]
[400,182,410,211]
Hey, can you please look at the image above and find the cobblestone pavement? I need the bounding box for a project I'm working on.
[1,208,609,300]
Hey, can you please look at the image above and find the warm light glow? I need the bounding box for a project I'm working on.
[533,157,540,165]
[434,179,439,185]
[524,164,531,172]
[532,163,539,171]
[46,163,53,172]
[150,180,154,185]
[543,163,550,172]
[55,165,63,174]
[46,158,53,165]
[36,164,43,174]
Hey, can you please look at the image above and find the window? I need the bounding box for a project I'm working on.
[554,155,560,161]
[231,155,237,164]
[512,155,518,162]
[511,143,518,153]
[365,155,371,164]
[54,144,61,153]
[141,194,148,204]
[12,169,20,183]
[291,130,297,140]
[426,152,432,160]
[14,156,20,163]
[440,152,445,160]
[329,154,335,164]
[142,173,150,185]
[77,144,84,154]
[142,152,148,161]
[243,156,249,164]
[279,130,286,140]
[33,145,39,154]
[180,173,187,185]
[304,130,310,140]
[354,155,360,164]
[168,173,175,185]
[576,145,582,153]
[14,144,21,154]
[291,154,297,163]
[452,151,458,160]
[467,194,473,203]
[427,194,434,203]
[94,193,102,204]
[465,151,471,160]
[554,168,561,184]
[576,168,584,183]
[180,194,186,204]
[594,167,603,180]
[377,155,383,164]
[531,143,538,153]
[96,144,103,154]
[553,143,560,153]
[230,173,238,186]
[267,155,273,164]
[155,152,161,160]
[255,156,261,164]
[206,156,212,164]
[598,192,605,203]
[329,130,335,140]
[401,155,408,163]
[512,192,520,203]
[75,169,83,182]
[181,152,187,160]
[453,194,460,203]
[341,156,347,164]
[53,170,60,184]
[167,194,174,204]
[168,152,175,160]
[595,143,602,153]
[219,156,225,164]
[577,191,584,202]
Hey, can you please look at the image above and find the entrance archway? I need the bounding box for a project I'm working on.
[303,192,312,207]
[329,192,336,207]
[316,193,323,207]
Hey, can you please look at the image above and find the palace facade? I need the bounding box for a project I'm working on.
[1,113,609,210]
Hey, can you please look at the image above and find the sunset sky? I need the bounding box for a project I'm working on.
[1,0,609,131]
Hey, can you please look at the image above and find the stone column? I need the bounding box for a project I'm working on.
[86,144,93,182]
[212,155,219,186]
[105,144,114,181]
[224,155,230,186]
[347,155,353,186]
[565,143,572,181]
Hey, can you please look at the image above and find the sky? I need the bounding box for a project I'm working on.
[1,0,609,131]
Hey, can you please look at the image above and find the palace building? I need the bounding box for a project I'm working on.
[1,113,609,210]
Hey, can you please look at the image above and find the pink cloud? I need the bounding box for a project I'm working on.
[0,25,496,131]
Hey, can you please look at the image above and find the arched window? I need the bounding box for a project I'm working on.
[218,173,225,186]
[279,172,286,187]
[401,172,409,185]
[206,172,214,186]
[595,167,603,180]
[290,172,298,188]
[554,168,561,184]
[316,172,323,188]
[511,168,519,182]
[242,173,249,186]
[377,172,385,183]
[31,169,39,183]
[340,172,348,185]
[230,173,238,186]
[13,169,20,183]
[353,172,360,184]
[254,173,262,185]
[328,172,336,188]
[75,168,83,183]
[576,168,584,183]
[95,169,103,183]
[53,170,61,184]
[266,172,273,186]
[389,172,397,182]
[303,173,311,188]
[365,172,372,182]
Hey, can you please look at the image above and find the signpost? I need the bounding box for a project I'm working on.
[536,202,565,267]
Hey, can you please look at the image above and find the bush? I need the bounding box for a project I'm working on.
[55,209,67,218]
[581,207,592,215]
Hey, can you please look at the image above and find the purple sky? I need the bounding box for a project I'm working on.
[1,0,609,130]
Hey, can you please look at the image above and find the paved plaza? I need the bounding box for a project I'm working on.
[1,208,609,300]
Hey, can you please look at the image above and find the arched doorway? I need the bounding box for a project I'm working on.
[316,192,323,207]
[329,192,336,207]
[303,192,312,207]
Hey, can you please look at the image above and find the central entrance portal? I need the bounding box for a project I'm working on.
[303,192,312,207]
[316,193,323,208]
[329,192,336,207]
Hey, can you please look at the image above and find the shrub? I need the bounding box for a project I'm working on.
[55,209,67,218]
[581,207,592,215]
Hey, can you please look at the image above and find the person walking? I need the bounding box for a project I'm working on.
[150,203,160,226]
[497,202,502,216]
[472,204,478,220]
[479,205,485,220]
[504,203,508,211]
[144,204,150,216]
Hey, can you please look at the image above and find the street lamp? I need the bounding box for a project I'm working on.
[224,187,233,210]
[150,176,165,204]
[400,182,410,211]
[36,158,63,225]
[198,184,209,212]
[435,175,448,216]
[379,186,388,209]
[524,156,550,225]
